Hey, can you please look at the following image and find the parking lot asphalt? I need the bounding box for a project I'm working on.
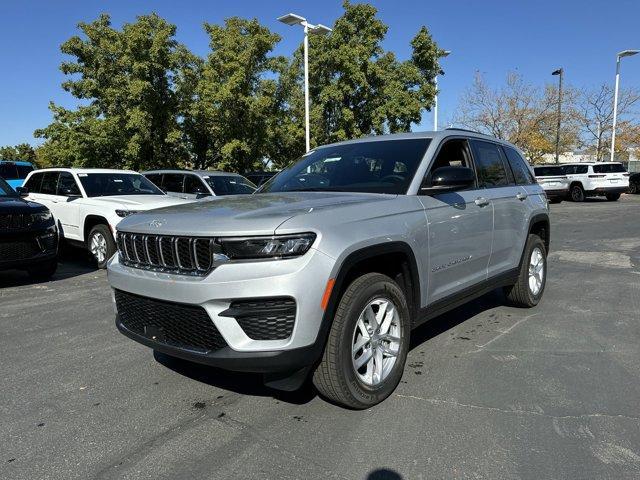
[2,195,640,480]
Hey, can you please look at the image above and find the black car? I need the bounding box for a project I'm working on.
[0,178,58,279]
[629,172,640,194]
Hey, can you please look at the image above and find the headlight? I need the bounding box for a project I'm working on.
[218,233,316,260]
[31,211,53,224]
[116,210,140,218]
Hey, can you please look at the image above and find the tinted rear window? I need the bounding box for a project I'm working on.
[593,163,626,174]
[0,163,18,180]
[503,146,534,184]
[40,172,59,195]
[534,166,565,176]
[470,140,509,188]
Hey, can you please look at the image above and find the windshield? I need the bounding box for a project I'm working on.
[205,175,256,195]
[78,173,164,197]
[258,139,431,195]
[0,177,17,197]
[593,163,626,173]
[534,166,565,176]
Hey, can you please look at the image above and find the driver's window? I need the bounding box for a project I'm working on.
[423,138,473,187]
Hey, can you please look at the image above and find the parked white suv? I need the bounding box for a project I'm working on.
[23,168,190,267]
[562,162,629,202]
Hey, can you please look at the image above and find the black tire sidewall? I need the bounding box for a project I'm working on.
[89,224,116,268]
[571,185,584,202]
[336,276,411,407]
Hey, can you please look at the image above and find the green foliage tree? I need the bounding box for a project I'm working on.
[0,143,37,163]
[36,13,190,170]
[279,1,444,161]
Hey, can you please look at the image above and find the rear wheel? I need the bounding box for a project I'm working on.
[88,224,116,269]
[629,182,638,194]
[570,184,585,202]
[504,234,547,308]
[606,193,621,201]
[313,273,411,409]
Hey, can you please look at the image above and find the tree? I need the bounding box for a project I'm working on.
[281,1,444,155]
[0,143,37,163]
[573,84,640,160]
[455,72,579,163]
[36,14,190,170]
[185,17,284,172]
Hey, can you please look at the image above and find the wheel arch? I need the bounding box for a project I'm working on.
[527,213,550,252]
[83,215,111,243]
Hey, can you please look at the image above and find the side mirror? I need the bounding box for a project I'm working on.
[421,166,475,194]
[16,186,28,197]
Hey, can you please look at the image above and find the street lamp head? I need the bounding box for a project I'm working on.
[618,49,639,58]
[309,24,332,35]
[552,68,563,76]
[277,13,307,26]
[441,50,451,57]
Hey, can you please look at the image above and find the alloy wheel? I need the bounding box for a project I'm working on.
[351,298,402,386]
[90,232,107,263]
[528,247,545,296]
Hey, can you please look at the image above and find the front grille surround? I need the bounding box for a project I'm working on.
[115,290,227,353]
[117,232,219,276]
[0,213,34,230]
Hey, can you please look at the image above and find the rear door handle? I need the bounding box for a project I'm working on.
[474,197,490,207]
[516,192,528,201]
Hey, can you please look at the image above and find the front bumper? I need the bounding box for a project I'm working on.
[0,227,58,271]
[107,248,335,372]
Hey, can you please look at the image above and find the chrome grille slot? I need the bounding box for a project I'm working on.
[117,232,216,276]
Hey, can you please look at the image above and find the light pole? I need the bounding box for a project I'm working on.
[552,68,563,164]
[433,50,451,131]
[610,49,639,162]
[278,13,332,152]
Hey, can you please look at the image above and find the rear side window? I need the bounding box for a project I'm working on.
[24,173,43,193]
[40,172,60,195]
[503,146,534,185]
[16,164,34,179]
[470,140,509,188]
[0,163,19,180]
[162,174,184,193]
[593,164,626,174]
[145,174,163,187]
[535,166,564,177]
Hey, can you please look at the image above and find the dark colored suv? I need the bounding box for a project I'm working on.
[0,178,58,279]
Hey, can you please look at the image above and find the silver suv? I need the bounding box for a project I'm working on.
[108,130,550,409]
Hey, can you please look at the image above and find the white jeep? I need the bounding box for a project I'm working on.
[23,168,190,267]
[562,162,629,202]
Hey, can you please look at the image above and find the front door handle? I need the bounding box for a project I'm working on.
[474,197,490,207]
[516,192,528,201]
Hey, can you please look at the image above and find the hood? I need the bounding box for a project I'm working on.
[88,194,190,210]
[0,196,48,214]
[117,191,395,236]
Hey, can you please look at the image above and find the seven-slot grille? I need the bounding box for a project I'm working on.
[117,232,215,276]
[0,213,33,230]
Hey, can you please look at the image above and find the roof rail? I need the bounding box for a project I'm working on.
[444,127,483,135]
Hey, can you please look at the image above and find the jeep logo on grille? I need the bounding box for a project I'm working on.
[149,219,164,228]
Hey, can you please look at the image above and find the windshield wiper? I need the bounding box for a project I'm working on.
[284,187,343,192]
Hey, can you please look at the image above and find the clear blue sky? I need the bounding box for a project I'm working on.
[1,0,639,146]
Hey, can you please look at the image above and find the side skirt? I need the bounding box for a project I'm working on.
[413,268,519,328]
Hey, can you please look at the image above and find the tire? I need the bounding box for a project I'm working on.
[504,234,547,308]
[27,258,58,280]
[549,198,562,204]
[629,182,638,194]
[606,193,621,201]
[570,184,585,202]
[88,224,116,269]
[313,273,411,409]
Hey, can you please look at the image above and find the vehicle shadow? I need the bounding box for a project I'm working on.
[153,289,506,406]
[153,351,317,405]
[0,243,96,288]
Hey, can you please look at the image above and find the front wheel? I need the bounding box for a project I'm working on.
[88,224,116,269]
[313,273,411,409]
[504,234,547,308]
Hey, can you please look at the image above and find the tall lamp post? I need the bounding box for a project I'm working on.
[278,13,332,152]
[552,68,563,164]
[610,49,639,162]
[433,50,451,131]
